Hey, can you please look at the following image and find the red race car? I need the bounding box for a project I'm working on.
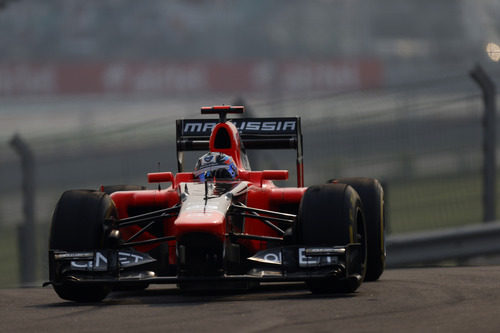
[46,106,385,302]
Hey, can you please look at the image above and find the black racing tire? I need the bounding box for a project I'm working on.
[49,190,117,302]
[100,185,146,194]
[297,184,367,293]
[331,178,385,282]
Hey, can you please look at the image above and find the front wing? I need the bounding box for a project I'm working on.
[46,244,363,287]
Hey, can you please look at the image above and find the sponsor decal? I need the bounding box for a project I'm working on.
[237,120,296,132]
[183,122,217,134]
[248,248,282,265]
[69,250,155,271]
[181,118,298,136]
[249,247,341,268]
[263,252,282,264]
[71,251,109,271]
[298,248,339,268]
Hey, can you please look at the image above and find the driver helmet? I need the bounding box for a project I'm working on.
[194,152,238,181]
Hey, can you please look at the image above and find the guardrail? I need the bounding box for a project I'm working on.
[386,221,500,267]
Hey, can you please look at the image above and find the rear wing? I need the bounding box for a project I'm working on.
[176,117,304,187]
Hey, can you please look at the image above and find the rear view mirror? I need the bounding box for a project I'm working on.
[147,172,174,183]
[262,170,288,181]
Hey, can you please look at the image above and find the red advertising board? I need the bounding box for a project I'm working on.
[0,60,382,95]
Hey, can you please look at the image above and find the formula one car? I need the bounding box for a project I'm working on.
[46,106,385,302]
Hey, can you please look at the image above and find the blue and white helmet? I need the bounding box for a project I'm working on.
[194,152,238,181]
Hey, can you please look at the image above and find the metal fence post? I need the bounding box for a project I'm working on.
[9,134,37,285]
[470,64,496,222]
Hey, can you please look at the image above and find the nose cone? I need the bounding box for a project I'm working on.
[175,182,233,238]
[174,211,226,238]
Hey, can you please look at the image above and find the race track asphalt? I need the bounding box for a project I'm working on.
[2,266,500,332]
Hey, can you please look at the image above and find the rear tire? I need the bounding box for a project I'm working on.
[297,184,367,293]
[331,178,385,281]
[49,190,116,302]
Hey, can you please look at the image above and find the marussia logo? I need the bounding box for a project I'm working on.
[183,120,297,134]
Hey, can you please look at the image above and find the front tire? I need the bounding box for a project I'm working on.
[297,184,367,293]
[49,190,116,302]
[332,178,385,281]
